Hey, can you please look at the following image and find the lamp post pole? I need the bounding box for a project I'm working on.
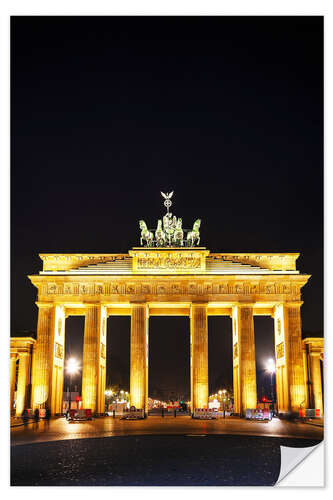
[69,373,72,410]
[270,371,274,402]
[66,358,79,413]
[266,358,276,410]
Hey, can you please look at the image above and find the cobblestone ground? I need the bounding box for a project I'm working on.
[11,435,321,486]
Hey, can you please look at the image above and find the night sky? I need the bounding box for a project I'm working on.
[11,16,323,400]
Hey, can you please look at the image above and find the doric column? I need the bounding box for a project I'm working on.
[232,307,240,414]
[274,304,289,414]
[50,305,66,415]
[31,304,54,410]
[302,346,310,408]
[10,354,17,415]
[15,353,30,416]
[31,303,66,414]
[82,305,106,414]
[310,353,323,415]
[286,303,306,414]
[274,302,306,415]
[232,304,257,415]
[130,303,148,413]
[97,305,107,414]
[190,303,208,410]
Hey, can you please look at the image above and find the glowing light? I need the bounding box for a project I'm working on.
[66,358,79,375]
[266,358,275,373]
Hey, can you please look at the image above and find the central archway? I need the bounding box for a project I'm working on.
[149,316,190,407]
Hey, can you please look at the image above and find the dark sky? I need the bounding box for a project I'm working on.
[11,16,323,399]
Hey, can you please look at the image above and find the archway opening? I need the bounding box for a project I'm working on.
[208,317,233,405]
[106,316,131,407]
[149,316,190,407]
[64,316,85,410]
[254,316,276,405]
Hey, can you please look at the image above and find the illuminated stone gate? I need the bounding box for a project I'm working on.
[11,193,323,418]
[23,247,314,417]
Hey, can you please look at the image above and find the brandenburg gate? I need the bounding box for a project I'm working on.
[12,192,322,417]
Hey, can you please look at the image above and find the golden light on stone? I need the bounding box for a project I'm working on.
[20,246,321,417]
[11,192,322,417]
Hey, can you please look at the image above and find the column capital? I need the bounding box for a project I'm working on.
[35,301,53,309]
[18,352,30,358]
[284,301,304,308]
[234,302,255,308]
[310,351,321,358]
[191,301,208,307]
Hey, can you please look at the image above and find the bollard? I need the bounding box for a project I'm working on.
[113,410,115,419]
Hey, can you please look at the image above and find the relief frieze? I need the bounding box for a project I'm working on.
[43,280,297,297]
[63,284,73,295]
[47,284,57,294]
[141,284,151,294]
[95,284,103,294]
[126,284,135,294]
[55,342,63,359]
[276,342,285,359]
[171,283,181,294]
[137,256,201,270]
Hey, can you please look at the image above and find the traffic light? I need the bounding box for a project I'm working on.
[262,397,267,402]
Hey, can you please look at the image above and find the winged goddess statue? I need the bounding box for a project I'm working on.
[161,191,174,213]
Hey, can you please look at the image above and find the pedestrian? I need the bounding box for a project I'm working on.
[45,406,51,429]
[22,409,29,428]
[34,408,39,430]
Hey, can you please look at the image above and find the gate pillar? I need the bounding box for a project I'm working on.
[10,354,17,415]
[82,305,107,414]
[31,304,65,414]
[310,353,323,415]
[232,304,257,416]
[15,353,30,416]
[130,303,148,413]
[190,303,208,410]
[274,303,306,415]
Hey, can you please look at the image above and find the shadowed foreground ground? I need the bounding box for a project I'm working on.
[11,435,321,486]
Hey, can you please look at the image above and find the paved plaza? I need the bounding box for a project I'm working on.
[11,415,323,446]
[11,432,322,486]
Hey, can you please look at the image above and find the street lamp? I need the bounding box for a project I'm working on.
[105,389,113,411]
[266,358,276,402]
[66,358,79,410]
[218,390,222,410]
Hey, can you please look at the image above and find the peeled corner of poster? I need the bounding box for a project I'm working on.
[276,441,324,487]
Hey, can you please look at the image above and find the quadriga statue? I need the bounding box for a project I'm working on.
[139,220,154,247]
[155,220,166,247]
[173,218,184,246]
[187,219,201,246]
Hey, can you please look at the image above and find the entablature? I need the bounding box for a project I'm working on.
[38,250,301,275]
[29,273,310,309]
